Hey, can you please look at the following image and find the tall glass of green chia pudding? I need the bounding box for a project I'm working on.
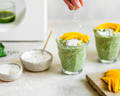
[56,32,90,75]
[94,23,120,64]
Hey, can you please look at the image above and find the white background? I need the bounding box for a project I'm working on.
[48,0,120,21]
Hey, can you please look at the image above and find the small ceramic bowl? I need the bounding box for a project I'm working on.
[20,49,53,72]
[0,63,23,82]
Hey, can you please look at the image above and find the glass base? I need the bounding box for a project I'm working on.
[62,69,83,75]
[99,59,117,64]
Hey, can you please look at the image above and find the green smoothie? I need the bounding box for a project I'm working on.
[57,40,87,73]
[94,32,120,63]
[0,11,16,23]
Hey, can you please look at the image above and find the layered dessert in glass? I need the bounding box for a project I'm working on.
[94,23,120,63]
[56,32,90,75]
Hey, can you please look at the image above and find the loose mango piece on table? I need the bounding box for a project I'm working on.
[101,69,120,93]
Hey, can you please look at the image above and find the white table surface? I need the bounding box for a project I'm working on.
[0,21,120,96]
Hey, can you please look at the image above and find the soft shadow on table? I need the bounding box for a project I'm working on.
[22,63,63,76]
[48,63,63,74]
[87,49,99,63]
[0,63,63,84]
[11,57,63,75]
[81,79,99,96]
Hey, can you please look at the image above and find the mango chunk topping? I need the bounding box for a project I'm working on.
[59,32,90,43]
[95,23,120,32]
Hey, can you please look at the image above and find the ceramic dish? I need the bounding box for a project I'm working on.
[0,63,23,82]
[20,49,53,72]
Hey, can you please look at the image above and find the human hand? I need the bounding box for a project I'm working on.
[64,0,84,10]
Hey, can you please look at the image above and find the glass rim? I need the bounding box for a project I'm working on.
[0,1,15,10]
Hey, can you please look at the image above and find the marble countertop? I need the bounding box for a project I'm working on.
[1,21,120,96]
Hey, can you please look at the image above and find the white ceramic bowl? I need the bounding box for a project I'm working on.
[20,49,53,72]
[0,63,23,82]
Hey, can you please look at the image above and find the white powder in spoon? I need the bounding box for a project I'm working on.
[22,50,51,64]
[0,64,20,75]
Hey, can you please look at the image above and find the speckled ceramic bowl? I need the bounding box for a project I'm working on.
[20,49,53,72]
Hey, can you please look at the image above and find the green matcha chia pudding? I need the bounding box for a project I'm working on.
[56,32,90,75]
[0,1,16,23]
[0,11,16,23]
[94,23,120,63]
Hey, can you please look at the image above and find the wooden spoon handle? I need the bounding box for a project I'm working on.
[43,31,53,51]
